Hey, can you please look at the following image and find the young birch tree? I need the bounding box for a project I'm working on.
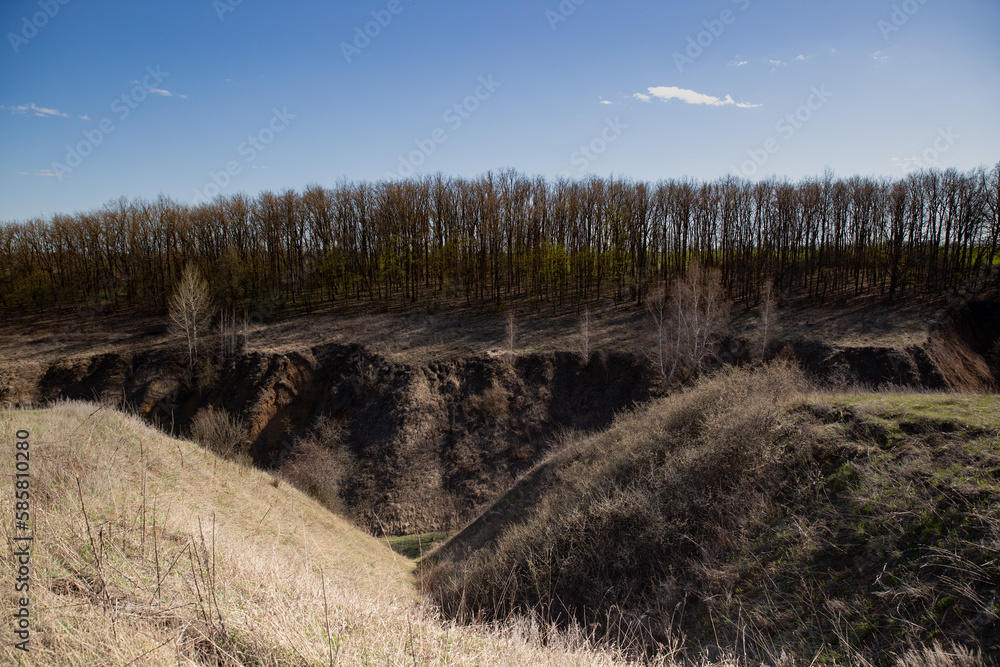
[169,264,214,372]
[647,261,730,390]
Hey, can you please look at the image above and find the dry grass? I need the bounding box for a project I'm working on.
[424,364,997,665]
[0,402,653,666]
[0,380,988,666]
[425,362,809,632]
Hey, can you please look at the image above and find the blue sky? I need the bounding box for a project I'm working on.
[1,0,998,221]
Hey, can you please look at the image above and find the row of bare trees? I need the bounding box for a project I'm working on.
[2,165,998,316]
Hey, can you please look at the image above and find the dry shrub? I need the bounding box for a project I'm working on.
[468,382,511,423]
[280,416,354,513]
[189,406,248,461]
[195,357,221,392]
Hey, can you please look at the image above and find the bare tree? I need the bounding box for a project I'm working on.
[506,311,517,367]
[684,262,730,377]
[169,264,214,372]
[218,308,239,360]
[758,283,777,359]
[578,308,593,365]
[646,282,679,387]
[646,262,730,389]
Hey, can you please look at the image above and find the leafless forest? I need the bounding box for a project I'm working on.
[2,165,999,318]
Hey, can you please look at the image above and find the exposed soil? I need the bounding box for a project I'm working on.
[21,342,656,535]
[3,296,998,535]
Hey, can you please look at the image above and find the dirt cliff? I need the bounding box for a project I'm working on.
[8,297,998,535]
[28,344,656,535]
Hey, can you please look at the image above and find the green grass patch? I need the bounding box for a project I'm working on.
[826,393,1000,431]
[381,532,450,560]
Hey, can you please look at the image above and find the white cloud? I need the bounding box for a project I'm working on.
[149,88,188,98]
[130,82,188,99]
[632,92,652,103]
[642,86,760,109]
[795,54,809,61]
[599,97,613,105]
[1,103,70,118]
[870,51,888,61]
[727,60,749,67]
[78,115,90,120]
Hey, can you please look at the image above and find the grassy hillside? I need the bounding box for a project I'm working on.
[423,364,999,665]
[0,402,652,666]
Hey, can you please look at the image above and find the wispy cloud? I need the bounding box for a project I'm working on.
[130,82,188,99]
[598,96,613,106]
[17,169,62,178]
[640,86,760,109]
[150,88,187,98]
[632,92,652,103]
[1,103,70,118]
[795,54,810,61]
[727,60,749,67]
[870,51,889,61]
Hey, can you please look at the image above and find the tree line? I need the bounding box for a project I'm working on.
[2,165,998,318]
